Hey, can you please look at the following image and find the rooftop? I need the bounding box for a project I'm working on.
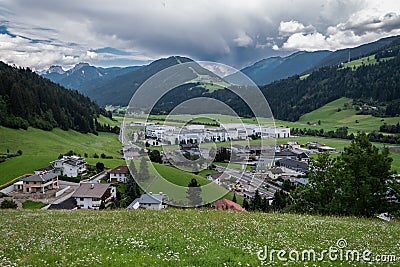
[139,193,165,204]
[23,172,58,182]
[214,198,246,212]
[279,158,308,171]
[72,183,110,198]
[109,165,129,174]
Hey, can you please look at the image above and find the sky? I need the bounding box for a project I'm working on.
[0,0,399,71]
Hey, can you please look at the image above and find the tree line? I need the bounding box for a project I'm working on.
[0,62,111,133]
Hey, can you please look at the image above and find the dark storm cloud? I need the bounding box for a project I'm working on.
[0,0,398,70]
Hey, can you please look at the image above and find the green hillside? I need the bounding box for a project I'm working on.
[0,209,399,266]
[277,97,400,133]
[0,126,124,185]
[0,61,106,133]
[340,55,395,70]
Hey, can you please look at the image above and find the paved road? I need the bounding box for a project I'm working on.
[90,170,110,182]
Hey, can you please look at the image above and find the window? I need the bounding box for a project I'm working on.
[80,198,84,201]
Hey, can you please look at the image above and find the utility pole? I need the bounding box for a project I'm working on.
[348,49,351,63]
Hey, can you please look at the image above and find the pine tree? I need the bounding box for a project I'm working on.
[261,197,269,212]
[250,190,262,211]
[242,198,250,210]
[232,193,237,203]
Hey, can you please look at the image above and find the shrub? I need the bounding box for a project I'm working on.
[1,199,18,209]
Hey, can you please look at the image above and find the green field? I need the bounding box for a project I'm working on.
[97,115,123,127]
[22,200,47,209]
[129,98,400,134]
[0,126,124,185]
[276,97,400,133]
[135,162,236,205]
[0,209,399,266]
[339,55,395,70]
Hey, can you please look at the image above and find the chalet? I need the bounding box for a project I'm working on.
[207,172,223,185]
[127,193,167,210]
[296,152,311,163]
[279,158,308,173]
[109,165,130,183]
[306,141,320,150]
[269,167,284,179]
[72,183,116,209]
[22,171,59,194]
[288,141,300,150]
[214,198,246,212]
[52,156,87,177]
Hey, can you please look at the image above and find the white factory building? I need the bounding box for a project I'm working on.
[145,123,290,144]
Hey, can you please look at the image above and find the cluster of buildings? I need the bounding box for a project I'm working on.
[204,140,339,201]
[144,123,290,145]
[13,155,87,195]
[5,134,340,211]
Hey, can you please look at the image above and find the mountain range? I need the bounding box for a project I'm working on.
[225,50,331,85]
[1,34,399,133]
[41,35,400,108]
[41,63,142,94]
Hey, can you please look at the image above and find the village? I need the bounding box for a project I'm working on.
[0,122,339,211]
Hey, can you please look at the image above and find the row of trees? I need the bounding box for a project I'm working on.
[291,127,354,140]
[380,122,400,133]
[292,126,400,145]
[94,119,120,134]
[243,190,291,212]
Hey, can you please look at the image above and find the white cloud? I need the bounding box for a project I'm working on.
[278,20,315,36]
[282,32,330,51]
[278,8,400,51]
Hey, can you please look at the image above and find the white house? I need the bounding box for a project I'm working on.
[207,173,223,185]
[52,156,87,177]
[127,193,167,210]
[72,183,116,209]
[109,165,130,183]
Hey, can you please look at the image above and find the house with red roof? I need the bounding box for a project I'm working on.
[108,165,130,183]
[214,198,246,212]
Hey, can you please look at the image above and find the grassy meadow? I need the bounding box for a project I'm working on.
[276,97,400,133]
[0,126,124,186]
[0,209,399,266]
[339,55,395,70]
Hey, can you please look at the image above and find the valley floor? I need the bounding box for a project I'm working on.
[0,209,399,266]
